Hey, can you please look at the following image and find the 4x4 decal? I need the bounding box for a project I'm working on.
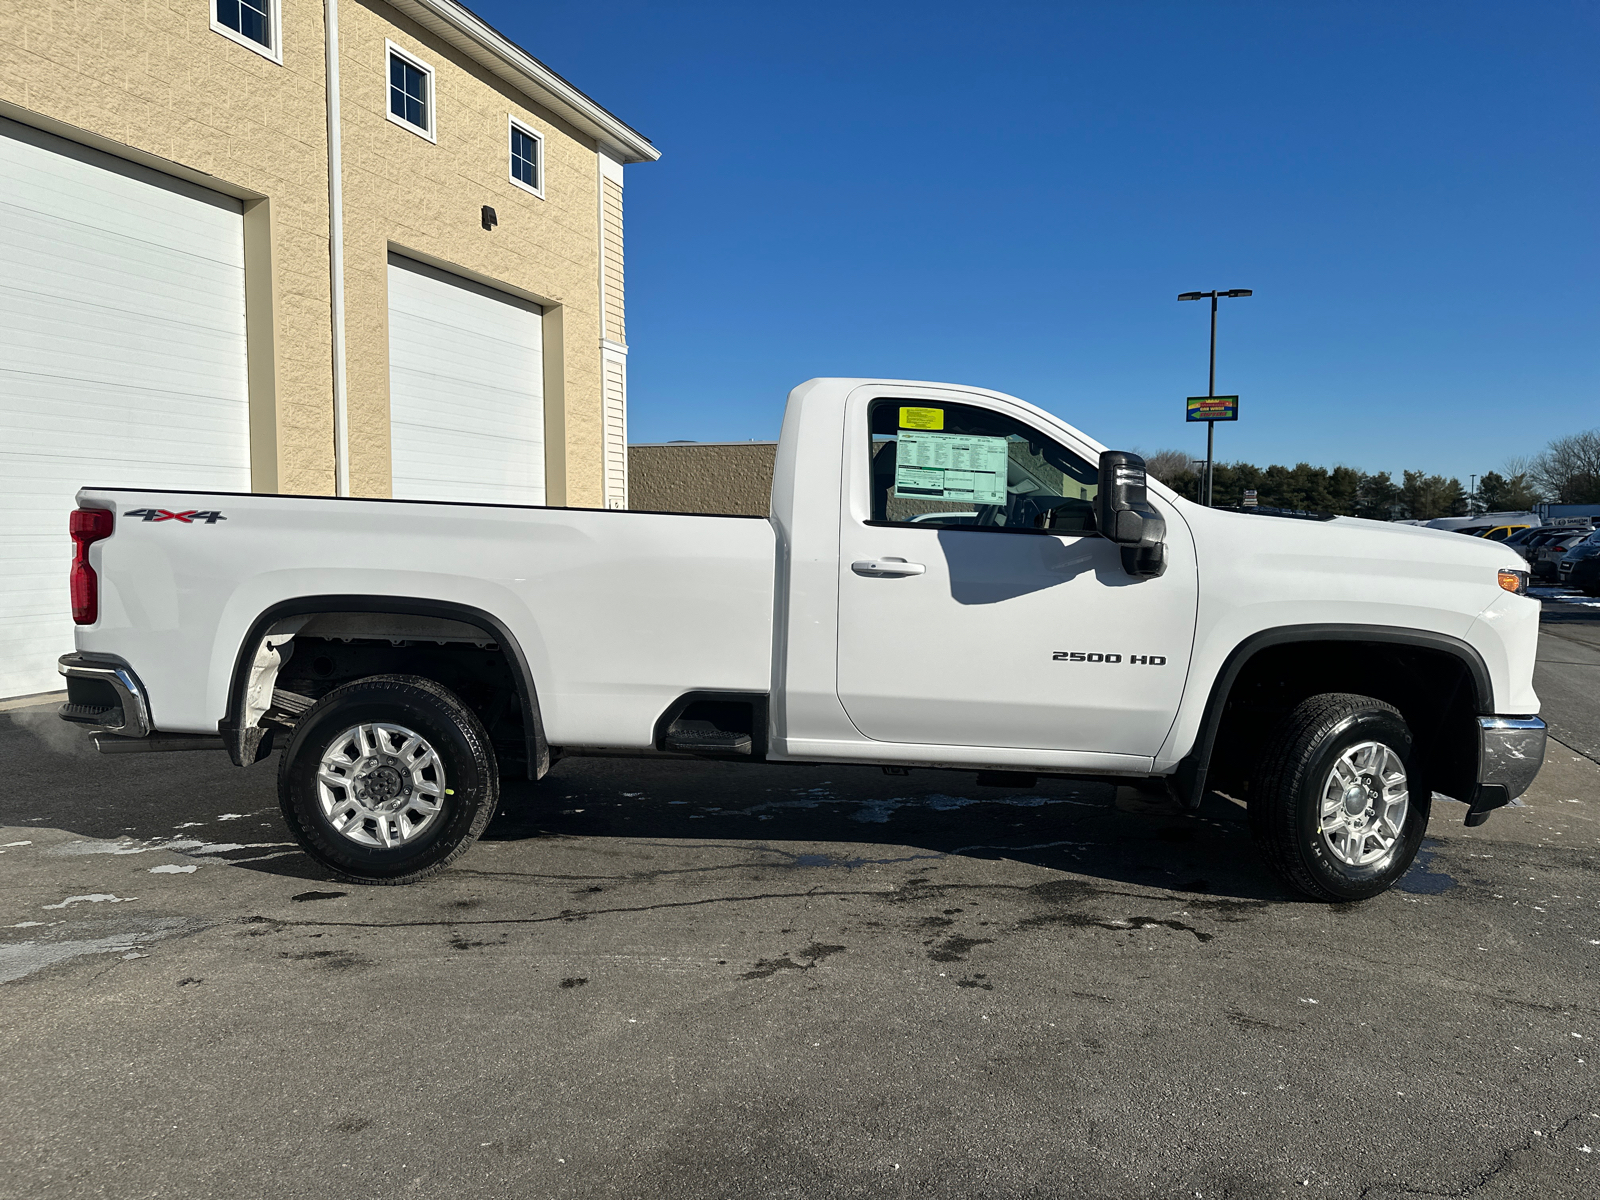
[124,509,227,525]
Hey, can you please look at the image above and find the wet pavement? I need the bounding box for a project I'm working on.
[3,630,1599,1199]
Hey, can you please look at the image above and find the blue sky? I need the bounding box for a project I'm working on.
[476,1,1595,481]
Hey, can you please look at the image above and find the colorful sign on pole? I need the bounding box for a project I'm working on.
[1186,395,1239,422]
[1243,489,1258,507]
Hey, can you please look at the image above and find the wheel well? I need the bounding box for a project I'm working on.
[1204,639,1481,803]
[222,601,547,780]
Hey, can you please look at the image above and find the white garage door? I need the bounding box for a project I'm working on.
[387,254,545,505]
[0,119,250,699]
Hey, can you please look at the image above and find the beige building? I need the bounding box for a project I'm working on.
[0,0,657,697]
[629,442,779,517]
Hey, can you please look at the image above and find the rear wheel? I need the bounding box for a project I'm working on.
[278,675,498,884]
[1249,694,1428,902]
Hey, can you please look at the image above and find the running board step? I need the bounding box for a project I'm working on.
[664,721,753,756]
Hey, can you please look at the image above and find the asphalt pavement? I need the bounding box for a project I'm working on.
[1532,587,1600,763]
[3,615,1599,1200]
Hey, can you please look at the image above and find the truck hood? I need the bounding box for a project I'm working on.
[1174,501,1522,577]
[1167,496,1541,714]
[1170,497,1530,641]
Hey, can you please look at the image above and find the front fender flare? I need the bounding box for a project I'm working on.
[1171,624,1492,808]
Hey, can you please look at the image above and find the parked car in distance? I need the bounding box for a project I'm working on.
[1426,512,1539,533]
[1510,527,1581,563]
[1481,523,1533,541]
[1531,532,1588,583]
[1557,530,1600,596]
[1453,522,1532,541]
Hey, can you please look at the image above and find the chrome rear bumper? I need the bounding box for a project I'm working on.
[57,653,151,738]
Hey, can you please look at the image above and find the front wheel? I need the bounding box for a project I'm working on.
[278,675,498,884]
[1249,694,1428,902]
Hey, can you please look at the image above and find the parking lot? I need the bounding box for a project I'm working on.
[4,603,1599,1200]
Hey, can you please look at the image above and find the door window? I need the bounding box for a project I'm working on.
[867,399,1099,534]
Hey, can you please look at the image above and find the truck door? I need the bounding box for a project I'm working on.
[835,395,1197,757]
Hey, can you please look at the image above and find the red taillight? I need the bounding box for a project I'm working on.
[69,508,113,625]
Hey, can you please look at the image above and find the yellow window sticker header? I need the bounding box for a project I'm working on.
[899,406,944,430]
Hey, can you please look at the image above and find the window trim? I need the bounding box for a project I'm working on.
[385,40,437,143]
[507,116,545,199]
[211,0,283,65]
[863,518,1094,540]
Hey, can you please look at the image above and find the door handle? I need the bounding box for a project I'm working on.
[851,559,926,577]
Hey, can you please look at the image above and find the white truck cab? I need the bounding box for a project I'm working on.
[58,379,1545,901]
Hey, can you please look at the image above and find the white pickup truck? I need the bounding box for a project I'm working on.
[58,378,1545,901]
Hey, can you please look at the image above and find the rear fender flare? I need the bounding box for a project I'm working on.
[219,594,549,779]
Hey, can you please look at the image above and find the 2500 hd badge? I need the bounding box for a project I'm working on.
[1052,651,1168,665]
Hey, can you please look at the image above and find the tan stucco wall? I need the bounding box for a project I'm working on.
[1,0,617,504]
[0,0,337,493]
[629,444,778,516]
[338,0,606,504]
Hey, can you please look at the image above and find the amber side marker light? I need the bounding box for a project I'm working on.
[1499,569,1528,596]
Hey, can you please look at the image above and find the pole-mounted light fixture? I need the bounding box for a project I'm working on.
[1177,288,1253,506]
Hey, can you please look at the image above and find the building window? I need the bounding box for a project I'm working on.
[386,42,436,141]
[212,0,281,64]
[509,118,544,197]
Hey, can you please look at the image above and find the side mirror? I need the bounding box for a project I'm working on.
[1095,451,1167,578]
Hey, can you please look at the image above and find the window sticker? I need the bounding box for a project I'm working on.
[893,431,1009,505]
[898,407,944,430]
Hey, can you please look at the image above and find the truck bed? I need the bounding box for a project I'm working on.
[75,489,777,746]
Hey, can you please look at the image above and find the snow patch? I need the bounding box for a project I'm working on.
[47,839,151,856]
[42,894,135,910]
[48,836,288,858]
[149,864,199,875]
[0,918,191,983]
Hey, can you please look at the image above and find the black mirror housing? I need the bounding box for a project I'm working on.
[1095,451,1168,578]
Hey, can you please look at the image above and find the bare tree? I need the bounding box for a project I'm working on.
[1532,430,1600,504]
[1140,449,1196,485]
[1504,454,1535,479]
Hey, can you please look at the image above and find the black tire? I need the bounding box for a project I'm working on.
[277,674,498,885]
[1249,693,1429,902]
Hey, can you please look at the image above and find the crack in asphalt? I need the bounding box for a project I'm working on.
[246,887,916,930]
[1357,1108,1594,1198]
[453,843,947,884]
[242,877,1214,932]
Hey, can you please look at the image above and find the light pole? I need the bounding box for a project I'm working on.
[1178,288,1252,506]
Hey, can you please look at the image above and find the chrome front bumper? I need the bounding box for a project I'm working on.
[57,653,151,738]
[1466,715,1546,827]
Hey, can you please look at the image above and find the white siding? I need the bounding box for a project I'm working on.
[601,177,624,344]
[603,352,628,509]
[387,254,545,506]
[0,118,250,698]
